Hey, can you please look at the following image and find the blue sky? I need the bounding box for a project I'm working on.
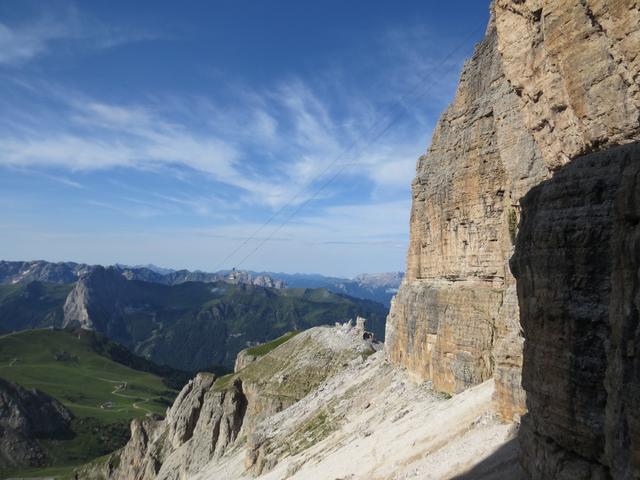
[0,0,489,277]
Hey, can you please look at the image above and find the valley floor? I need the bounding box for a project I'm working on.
[195,352,524,480]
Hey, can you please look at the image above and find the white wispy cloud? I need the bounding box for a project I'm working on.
[0,15,469,221]
[0,22,57,65]
[0,73,431,212]
[0,4,157,66]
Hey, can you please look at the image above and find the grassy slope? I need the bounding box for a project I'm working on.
[0,329,178,479]
[245,331,300,357]
[0,329,174,419]
[2,464,78,480]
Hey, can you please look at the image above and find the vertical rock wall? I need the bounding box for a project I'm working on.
[512,142,640,479]
[385,0,640,427]
[385,12,548,421]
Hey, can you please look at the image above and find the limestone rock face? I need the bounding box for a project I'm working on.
[62,276,93,329]
[385,11,547,421]
[109,373,246,480]
[234,350,258,373]
[385,0,640,426]
[512,142,640,479]
[495,0,640,169]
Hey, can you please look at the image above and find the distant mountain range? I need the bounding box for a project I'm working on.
[0,264,389,372]
[0,260,403,306]
[259,271,403,306]
[0,260,286,290]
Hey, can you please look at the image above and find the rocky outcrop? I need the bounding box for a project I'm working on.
[234,350,258,373]
[385,0,640,428]
[108,373,246,480]
[62,276,94,331]
[0,378,73,469]
[512,142,640,479]
[105,323,376,480]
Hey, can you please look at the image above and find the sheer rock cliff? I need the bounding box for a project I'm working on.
[385,8,548,423]
[386,0,640,477]
[386,0,640,422]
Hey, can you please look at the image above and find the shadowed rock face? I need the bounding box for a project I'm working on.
[0,378,73,469]
[512,142,640,479]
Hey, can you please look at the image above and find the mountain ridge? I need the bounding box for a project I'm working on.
[0,260,402,306]
[61,266,387,371]
[0,266,388,373]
